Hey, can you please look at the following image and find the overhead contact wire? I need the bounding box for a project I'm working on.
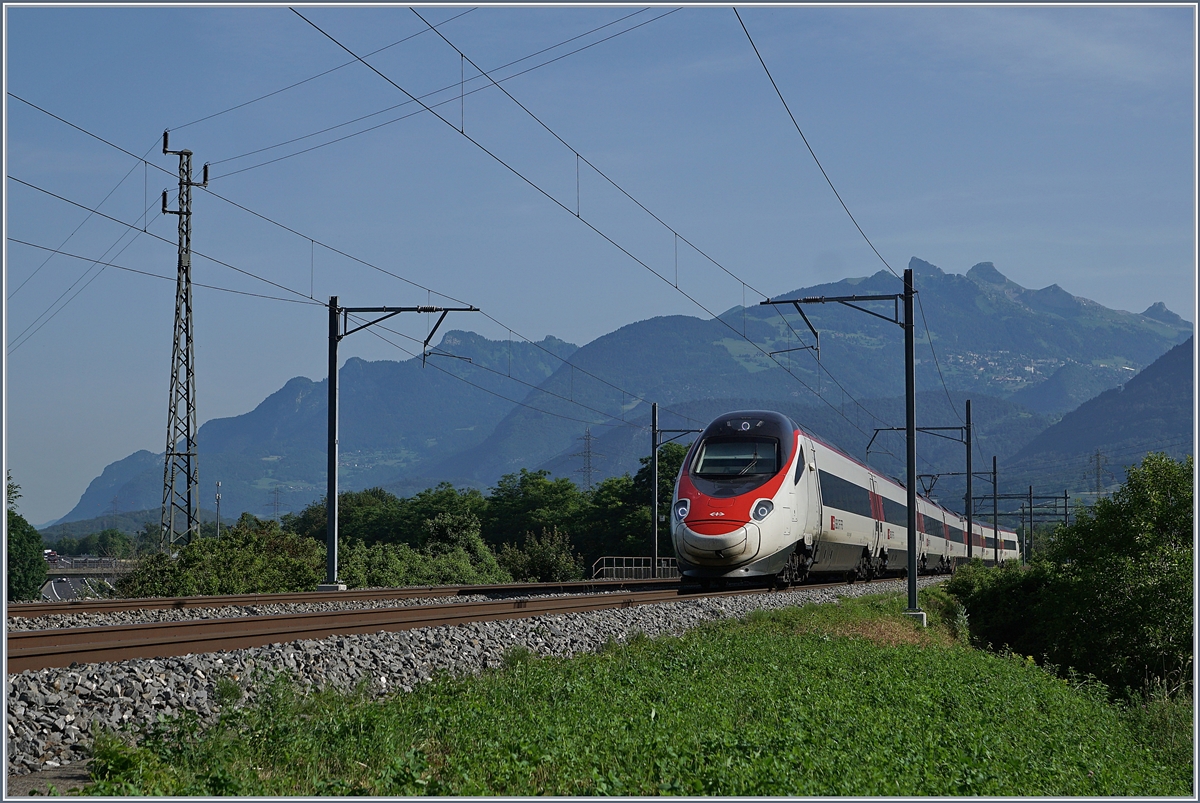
[391,10,878,435]
[169,7,479,133]
[209,9,675,179]
[733,8,899,281]
[294,7,868,435]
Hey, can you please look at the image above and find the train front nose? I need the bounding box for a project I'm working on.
[674,519,761,565]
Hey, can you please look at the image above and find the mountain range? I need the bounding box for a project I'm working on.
[51,257,1191,530]
[1003,336,1193,495]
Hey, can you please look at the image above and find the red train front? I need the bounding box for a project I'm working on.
[671,410,811,582]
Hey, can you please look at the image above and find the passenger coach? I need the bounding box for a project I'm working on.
[671,410,1019,585]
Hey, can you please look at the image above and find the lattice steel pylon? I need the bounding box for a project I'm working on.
[160,131,207,550]
[572,427,603,491]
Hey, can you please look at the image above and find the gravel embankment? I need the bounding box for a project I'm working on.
[7,577,944,777]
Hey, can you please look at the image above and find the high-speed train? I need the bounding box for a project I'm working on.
[671,410,1019,585]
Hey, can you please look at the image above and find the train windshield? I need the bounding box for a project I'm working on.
[693,437,779,477]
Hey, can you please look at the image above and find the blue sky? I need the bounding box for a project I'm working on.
[4,4,1195,525]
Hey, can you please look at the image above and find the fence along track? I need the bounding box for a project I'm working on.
[7,578,684,619]
[6,580,867,673]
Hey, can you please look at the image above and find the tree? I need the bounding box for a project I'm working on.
[481,469,586,548]
[336,512,511,589]
[404,484,487,541]
[633,441,690,559]
[283,484,487,548]
[6,472,46,602]
[95,528,135,558]
[7,469,21,509]
[580,474,646,567]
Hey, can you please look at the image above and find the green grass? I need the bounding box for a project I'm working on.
[82,589,1192,796]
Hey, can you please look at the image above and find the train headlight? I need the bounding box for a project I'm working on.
[673,499,690,520]
[751,499,774,521]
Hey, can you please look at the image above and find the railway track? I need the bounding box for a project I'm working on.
[6,579,873,673]
[7,578,683,619]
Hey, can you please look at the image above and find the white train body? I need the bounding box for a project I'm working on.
[671,410,1019,581]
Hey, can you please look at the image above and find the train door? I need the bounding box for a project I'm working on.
[785,443,798,539]
[800,437,822,551]
[867,477,884,561]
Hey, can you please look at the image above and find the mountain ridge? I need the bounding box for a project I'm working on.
[52,257,1190,525]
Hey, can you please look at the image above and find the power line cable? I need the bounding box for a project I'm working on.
[411,7,764,299]
[733,10,970,439]
[10,173,692,428]
[8,238,325,307]
[407,8,898,437]
[7,95,167,298]
[8,157,143,300]
[169,8,479,133]
[347,313,639,428]
[9,176,317,303]
[14,15,881,443]
[209,8,678,181]
[764,302,891,430]
[207,8,653,169]
[14,33,869,442]
[407,9,892,435]
[294,7,877,438]
[12,35,933,443]
[11,96,708,431]
[350,313,643,427]
[8,224,148,352]
[196,186,705,428]
[733,8,899,281]
[915,292,965,426]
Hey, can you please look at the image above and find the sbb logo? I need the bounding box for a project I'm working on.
[709,511,725,517]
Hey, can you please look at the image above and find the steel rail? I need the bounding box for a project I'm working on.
[6,580,870,673]
[7,578,683,618]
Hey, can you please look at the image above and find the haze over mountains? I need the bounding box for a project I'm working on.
[51,257,1191,530]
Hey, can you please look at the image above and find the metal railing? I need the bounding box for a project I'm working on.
[51,556,127,569]
[591,556,679,580]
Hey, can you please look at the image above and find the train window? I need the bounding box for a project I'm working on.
[693,437,779,477]
[882,497,908,528]
[946,524,964,544]
[794,446,805,483]
[817,470,872,518]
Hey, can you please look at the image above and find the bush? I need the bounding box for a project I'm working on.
[337,512,511,589]
[498,528,584,582]
[948,453,1193,698]
[945,559,1058,657]
[115,514,325,597]
[1045,452,1193,695]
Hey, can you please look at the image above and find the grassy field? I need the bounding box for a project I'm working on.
[81,587,1192,796]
